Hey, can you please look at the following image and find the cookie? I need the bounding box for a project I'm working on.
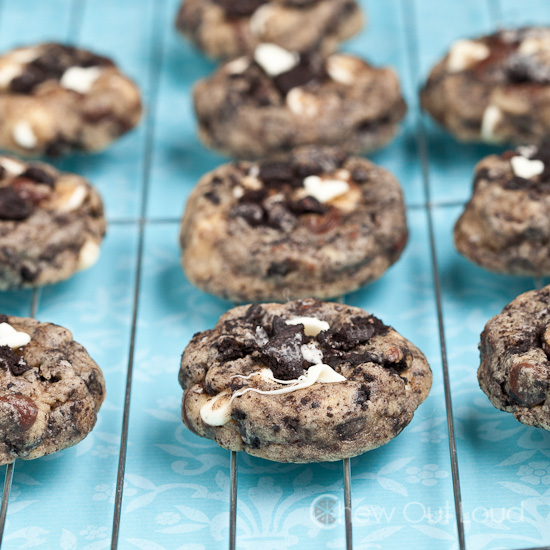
[180,147,408,302]
[0,155,105,289]
[479,286,550,430]
[194,46,407,158]
[421,27,550,145]
[176,0,363,61]
[0,315,105,464]
[454,143,550,276]
[179,300,432,463]
[0,43,142,156]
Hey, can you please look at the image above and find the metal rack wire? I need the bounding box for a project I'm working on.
[0,0,548,549]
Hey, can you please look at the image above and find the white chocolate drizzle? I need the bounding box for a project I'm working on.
[200,364,346,426]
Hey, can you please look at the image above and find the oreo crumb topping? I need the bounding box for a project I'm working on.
[214,304,399,381]
[10,44,113,95]
[0,345,31,376]
[228,152,349,230]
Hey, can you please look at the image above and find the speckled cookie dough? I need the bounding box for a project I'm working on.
[194,45,407,158]
[0,315,105,465]
[179,300,432,463]
[0,43,142,156]
[176,0,364,61]
[0,155,105,289]
[421,27,550,145]
[455,142,550,276]
[479,286,550,430]
[180,147,408,302]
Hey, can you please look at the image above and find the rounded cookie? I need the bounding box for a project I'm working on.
[180,147,408,302]
[454,142,550,276]
[180,300,432,463]
[0,43,142,156]
[0,155,106,289]
[421,27,550,144]
[479,286,550,430]
[176,0,363,61]
[0,315,105,464]
[194,45,407,158]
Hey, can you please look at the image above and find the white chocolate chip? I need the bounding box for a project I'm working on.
[60,66,102,94]
[286,87,319,117]
[249,3,275,36]
[254,43,299,77]
[0,64,22,88]
[0,157,25,176]
[249,165,260,178]
[242,175,262,190]
[59,184,88,212]
[510,155,545,179]
[447,40,490,72]
[12,121,38,149]
[286,316,330,336]
[326,54,358,85]
[232,185,244,199]
[301,341,323,365]
[519,37,549,56]
[480,105,503,142]
[226,56,249,75]
[0,322,31,349]
[303,175,350,204]
[517,145,537,158]
[78,240,100,271]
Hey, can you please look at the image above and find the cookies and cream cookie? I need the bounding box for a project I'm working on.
[0,155,105,289]
[479,286,550,430]
[0,315,105,464]
[179,300,432,463]
[454,142,550,275]
[180,147,408,302]
[421,27,550,145]
[194,46,407,158]
[176,0,364,61]
[0,43,142,156]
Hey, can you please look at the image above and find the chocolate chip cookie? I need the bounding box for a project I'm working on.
[176,0,363,61]
[180,147,408,302]
[0,315,105,464]
[194,46,407,158]
[479,286,550,430]
[0,43,142,156]
[0,155,105,289]
[454,143,550,276]
[421,27,550,145]
[180,300,432,463]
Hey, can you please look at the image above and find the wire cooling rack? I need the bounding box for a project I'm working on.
[0,0,550,549]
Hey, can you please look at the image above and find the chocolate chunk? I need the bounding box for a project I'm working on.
[0,345,31,376]
[258,161,297,187]
[0,393,38,431]
[292,149,346,178]
[258,317,306,380]
[287,196,327,215]
[214,0,266,18]
[318,317,380,351]
[230,202,265,226]
[351,167,370,183]
[10,65,46,94]
[273,53,324,95]
[215,337,255,362]
[266,203,296,231]
[335,417,365,440]
[0,166,5,180]
[0,187,33,221]
[242,303,265,327]
[20,264,40,282]
[355,384,370,409]
[267,258,298,277]
[509,362,548,406]
[0,315,9,324]
[20,167,55,187]
[204,190,220,205]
